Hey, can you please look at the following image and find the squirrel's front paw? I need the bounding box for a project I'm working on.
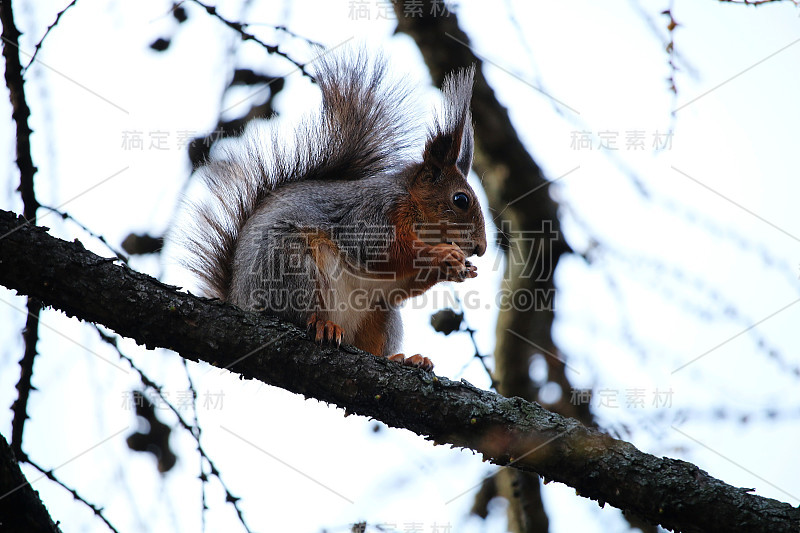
[388,353,434,371]
[431,243,478,282]
[307,313,344,346]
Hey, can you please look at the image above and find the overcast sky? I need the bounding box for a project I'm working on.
[1,1,799,532]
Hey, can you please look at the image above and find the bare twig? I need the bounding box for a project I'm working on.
[94,327,254,533]
[24,457,121,533]
[39,204,129,263]
[717,0,798,5]
[22,0,81,74]
[187,0,313,79]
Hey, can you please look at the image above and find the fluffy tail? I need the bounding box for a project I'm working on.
[180,51,418,299]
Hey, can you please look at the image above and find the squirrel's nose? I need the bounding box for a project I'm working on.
[474,240,486,257]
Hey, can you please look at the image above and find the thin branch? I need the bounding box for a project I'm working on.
[24,457,120,533]
[39,204,129,263]
[2,0,42,461]
[187,0,313,79]
[94,327,254,533]
[563,202,800,377]
[181,358,208,533]
[22,0,81,75]
[449,293,498,389]
[273,25,323,48]
[1,0,38,217]
[717,0,798,4]
[11,298,41,458]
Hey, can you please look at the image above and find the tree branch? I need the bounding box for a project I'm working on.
[2,0,43,461]
[0,432,61,533]
[0,209,798,531]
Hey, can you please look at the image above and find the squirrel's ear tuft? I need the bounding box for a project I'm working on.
[424,65,476,177]
[456,116,474,177]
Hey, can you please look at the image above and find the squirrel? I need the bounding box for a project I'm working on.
[182,51,487,371]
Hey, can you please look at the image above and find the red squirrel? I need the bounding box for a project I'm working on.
[182,51,486,371]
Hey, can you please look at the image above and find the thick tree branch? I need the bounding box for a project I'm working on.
[0,209,798,532]
[0,432,61,533]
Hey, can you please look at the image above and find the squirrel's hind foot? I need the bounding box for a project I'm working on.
[388,353,434,372]
[307,313,344,346]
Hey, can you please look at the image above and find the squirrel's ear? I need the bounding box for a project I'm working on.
[456,119,474,177]
[424,65,475,178]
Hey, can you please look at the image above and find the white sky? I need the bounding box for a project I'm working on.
[1,1,799,532]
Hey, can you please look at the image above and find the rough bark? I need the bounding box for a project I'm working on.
[0,210,798,532]
[0,433,61,533]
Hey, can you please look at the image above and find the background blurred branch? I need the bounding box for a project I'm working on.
[393,3,583,531]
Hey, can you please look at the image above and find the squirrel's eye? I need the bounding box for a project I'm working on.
[453,192,470,210]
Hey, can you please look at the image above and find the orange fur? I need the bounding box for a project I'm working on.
[352,310,390,356]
